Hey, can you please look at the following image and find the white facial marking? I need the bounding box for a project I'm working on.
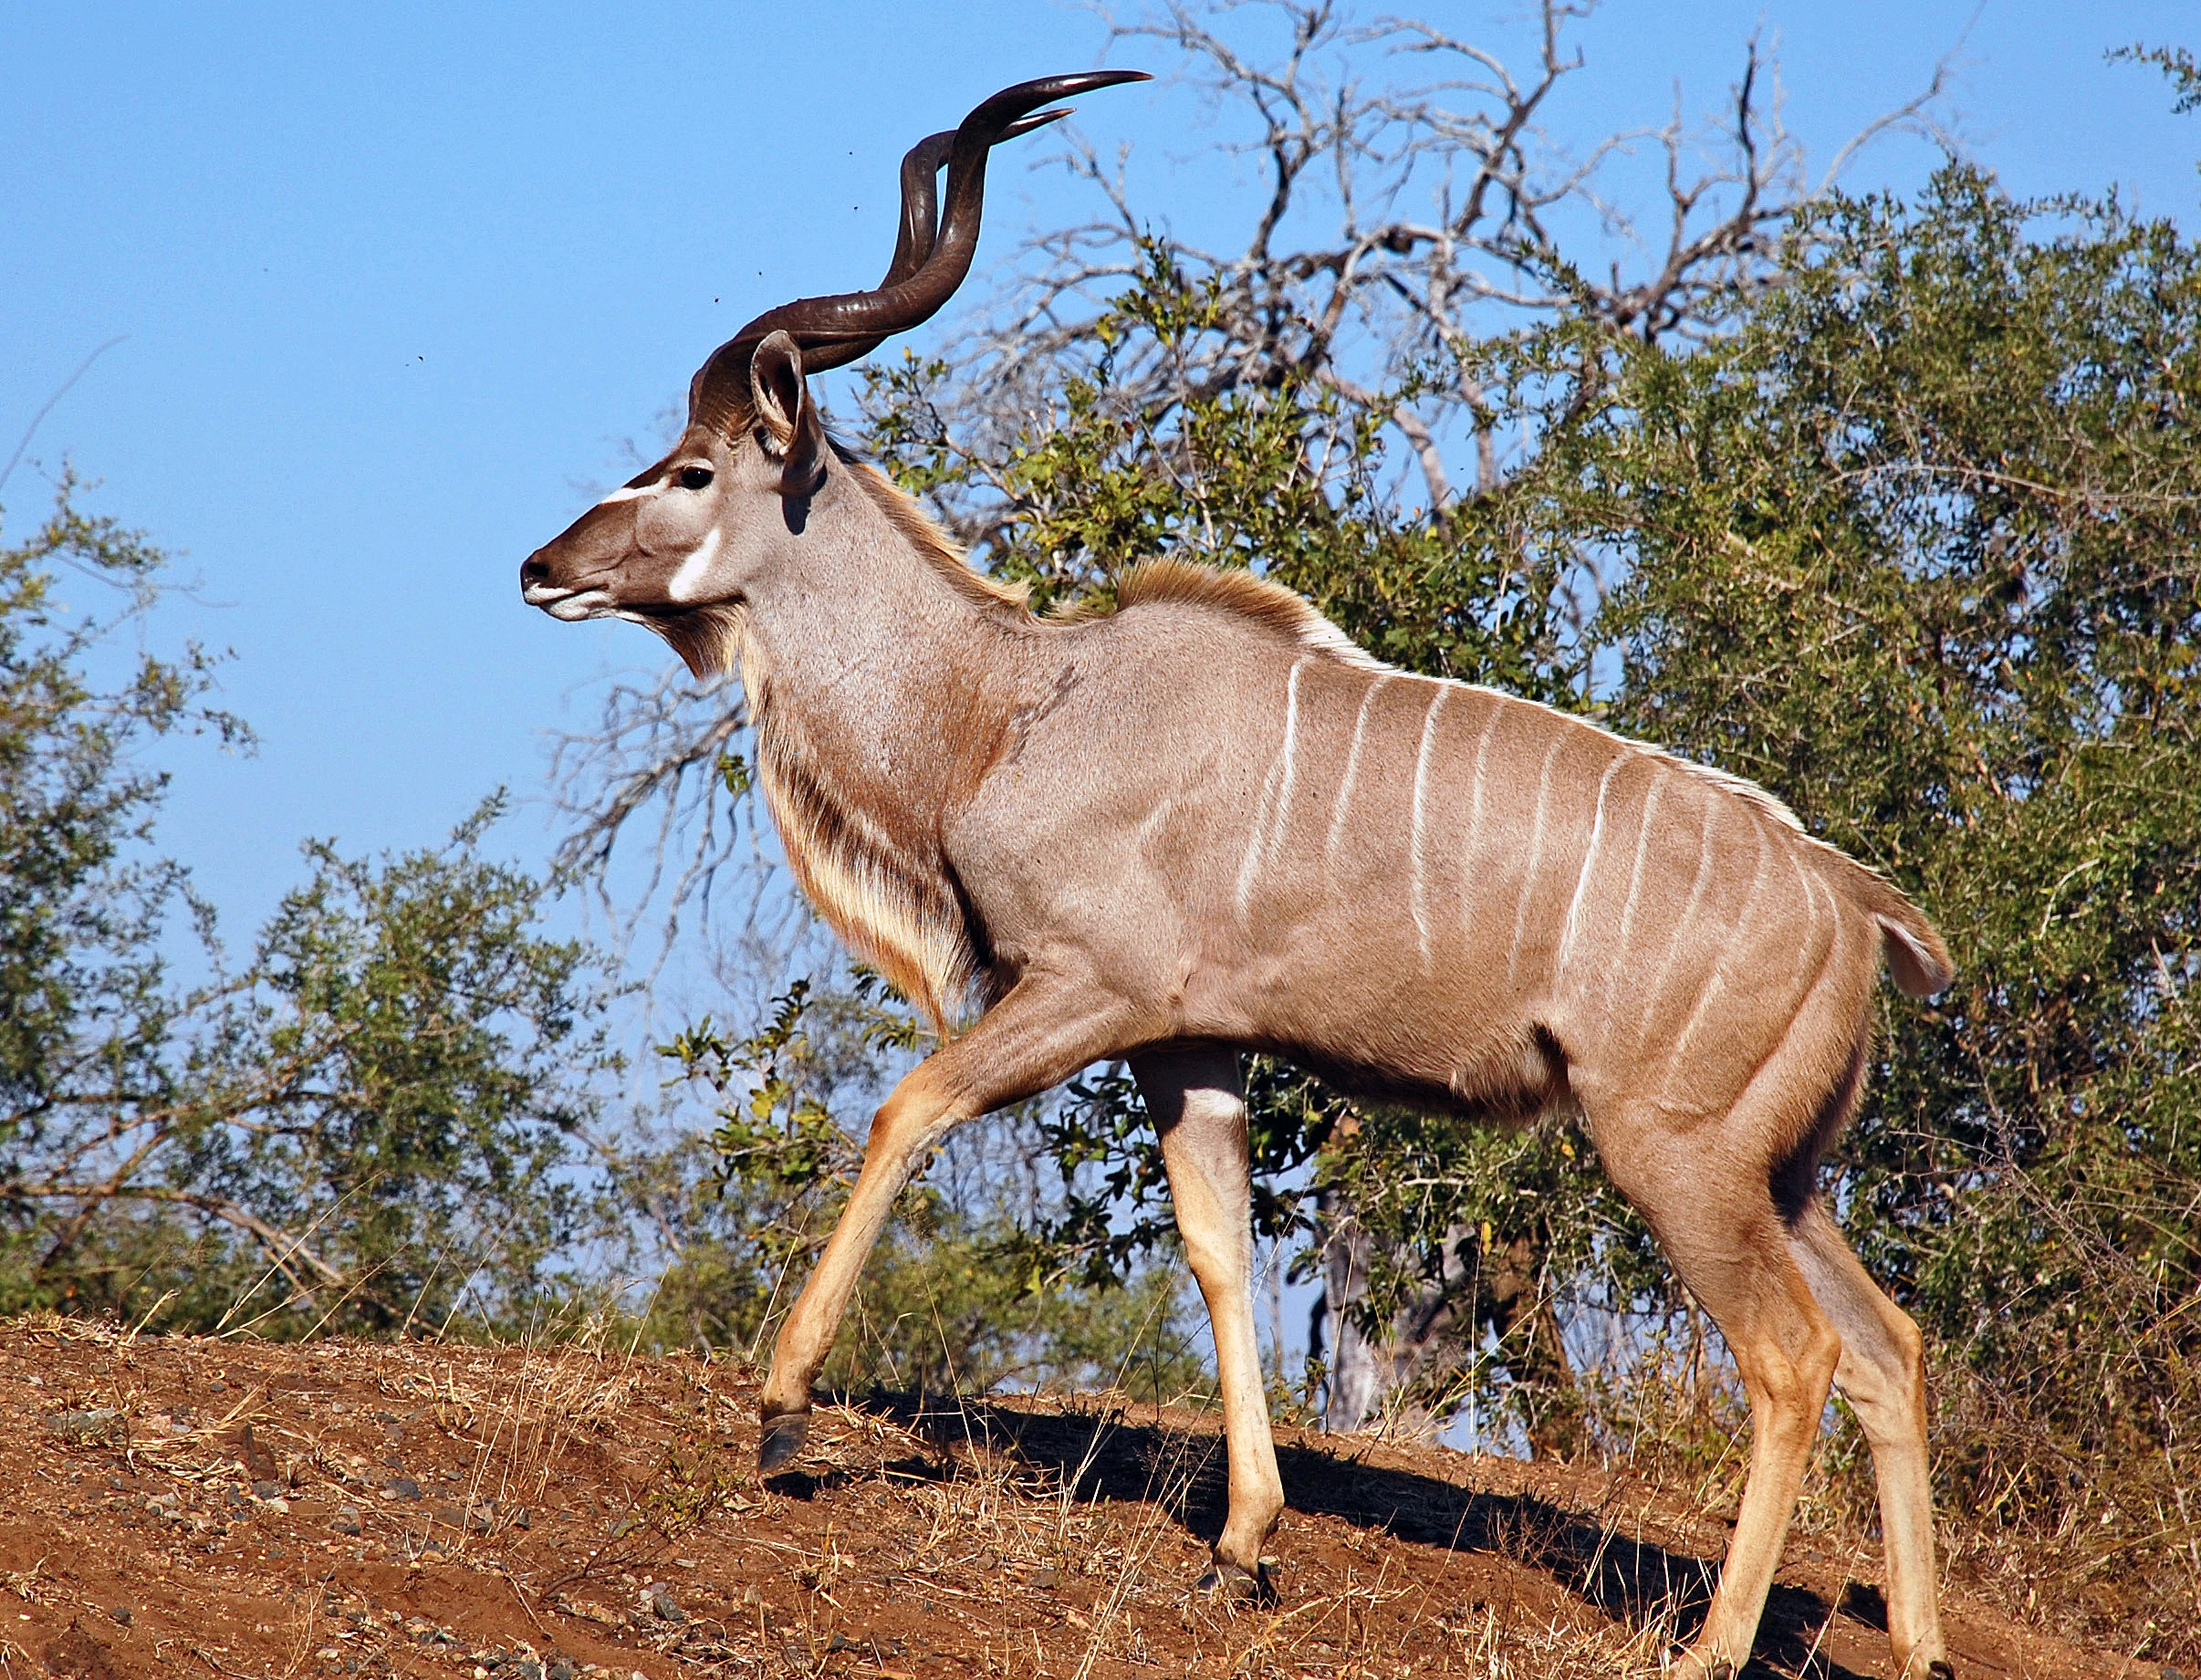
[596,484,654,505]
[666,527,724,603]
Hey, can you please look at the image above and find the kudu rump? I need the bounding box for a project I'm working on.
[522,73,1956,1679]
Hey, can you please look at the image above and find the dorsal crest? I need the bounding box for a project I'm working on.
[1076,557,1385,671]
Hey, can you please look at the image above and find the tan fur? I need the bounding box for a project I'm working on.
[845,462,1031,614]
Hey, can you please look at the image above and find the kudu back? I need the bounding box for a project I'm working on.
[521,74,1956,1680]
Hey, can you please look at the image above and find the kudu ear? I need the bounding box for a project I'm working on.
[748,329,828,500]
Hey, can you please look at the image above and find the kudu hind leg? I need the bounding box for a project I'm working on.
[1789,1202,1950,1679]
[1132,1046,1285,1595]
[1595,1111,1842,1677]
[757,975,1144,1469]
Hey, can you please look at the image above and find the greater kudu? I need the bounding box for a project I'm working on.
[521,73,1956,1680]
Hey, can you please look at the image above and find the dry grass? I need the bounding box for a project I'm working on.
[0,1315,2138,1680]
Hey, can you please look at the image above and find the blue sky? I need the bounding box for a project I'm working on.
[4,0,2196,948]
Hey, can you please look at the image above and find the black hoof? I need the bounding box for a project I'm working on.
[1926,1664,1956,1680]
[757,1411,810,1472]
[1193,1560,1276,1606]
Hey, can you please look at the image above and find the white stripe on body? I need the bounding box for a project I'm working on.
[1409,682,1449,968]
[1507,735,1570,986]
[1662,818,1772,1101]
[1267,660,1307,871]
[1235,659,1309,923]
[1324,672,1393,867]
[1604,772,1665,1013]
[1555,751,1628,979]
[1461,694,1502,856]
[1789,844,1826,998]
[1639,788,1718,1047]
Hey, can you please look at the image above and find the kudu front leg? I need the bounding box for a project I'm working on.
[757,973,1145,1470]
[1132,1046,1285,1599]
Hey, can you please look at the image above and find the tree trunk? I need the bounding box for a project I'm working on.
[1309,1193,1578,1456]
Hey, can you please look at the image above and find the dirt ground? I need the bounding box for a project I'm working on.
[0,1320,2149,1680]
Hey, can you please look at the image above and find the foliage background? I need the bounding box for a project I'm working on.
[3,3,2197,1662]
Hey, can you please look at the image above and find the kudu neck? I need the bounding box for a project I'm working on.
[735,465,1027,822]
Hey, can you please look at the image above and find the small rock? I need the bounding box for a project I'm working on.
[647,1586,683,1623]
[510,1508,531,1530]
[544,1660,575,1680]
[1030,1568,1059,1590]
[331,1507,363,1537]
[207,1379,227,1393]
[107,1606,131,1627]
[236,1422,279,1481]
[252,1480,285,1502]
[381,1477,422,1502]
[49,1407,127,1445]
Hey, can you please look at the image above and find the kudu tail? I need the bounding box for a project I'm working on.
[1836,863,1954,998]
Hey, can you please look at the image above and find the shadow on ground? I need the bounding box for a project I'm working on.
[845,1392,1874,1680]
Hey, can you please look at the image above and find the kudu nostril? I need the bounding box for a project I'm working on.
[519,554,551,590]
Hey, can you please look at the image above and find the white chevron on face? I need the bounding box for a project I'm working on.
[666,527,725,602]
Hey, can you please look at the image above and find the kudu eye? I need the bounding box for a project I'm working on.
[677,465,715,491]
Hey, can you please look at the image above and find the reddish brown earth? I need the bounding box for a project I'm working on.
[0,1320,2143,1679]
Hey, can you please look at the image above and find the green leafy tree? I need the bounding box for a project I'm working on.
[0,479,618,1336]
